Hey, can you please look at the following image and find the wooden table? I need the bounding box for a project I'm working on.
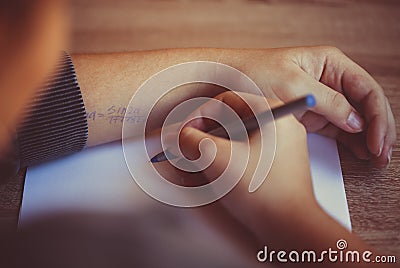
[1,0,399,259]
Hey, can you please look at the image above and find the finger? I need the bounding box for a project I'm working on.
[370,101,397,168]
[271,67,365,134]
[183,91,252,131]
[177,91,271,183]
[325,51,394,159]
[301,74,365,134]
[315,123,370,160]
[361,91,389,157]
[292,47,395,161]
[179,126,232,179]
[184,91,281,131]
[300,110,370,160]
[299,111,330,133]
[300,111,370,160]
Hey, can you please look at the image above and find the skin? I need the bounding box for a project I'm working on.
[0,0,68,155]
[73,47,396,168]
[0,0,397,266]
[174,91,396,267]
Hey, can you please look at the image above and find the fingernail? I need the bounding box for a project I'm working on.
[377,139,384,157]
[388,146,393,163]
[347,111,363,132]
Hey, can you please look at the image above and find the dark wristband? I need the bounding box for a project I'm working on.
[17,52,88,167]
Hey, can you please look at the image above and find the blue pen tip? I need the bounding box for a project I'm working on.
[305,94,316,108]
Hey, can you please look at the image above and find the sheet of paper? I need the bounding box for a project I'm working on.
[19,133,351,264]
[307,133,351,231]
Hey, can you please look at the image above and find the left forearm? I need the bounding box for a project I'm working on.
[72,49,234,146]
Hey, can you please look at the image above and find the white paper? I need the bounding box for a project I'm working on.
[19,133,351,265]
[307,133,352,231]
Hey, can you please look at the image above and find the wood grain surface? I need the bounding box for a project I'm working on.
[1,0,399,260]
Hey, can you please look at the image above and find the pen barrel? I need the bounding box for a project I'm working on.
[206,95,312,139]
[150,95,314,163]
[207,115,261,139]
[271,96,311,119]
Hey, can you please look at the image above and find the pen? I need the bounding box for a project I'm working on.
[151,94,316,163]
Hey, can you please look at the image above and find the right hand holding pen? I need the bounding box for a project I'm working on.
[170,91,389,267]
[175,91,318,237]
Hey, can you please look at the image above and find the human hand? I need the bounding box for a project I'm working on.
[173,92,379,266]
[238,46,396,168]
[175,91,319,243]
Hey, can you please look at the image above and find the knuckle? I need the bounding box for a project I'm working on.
[369,90,380,104]
[320,45,343,55]
[366,90,386,110]
[328,91,346,109]
[289,71,304,86]
[280,71,304,99]
[179,126,195,142]
[348,73,363,89]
